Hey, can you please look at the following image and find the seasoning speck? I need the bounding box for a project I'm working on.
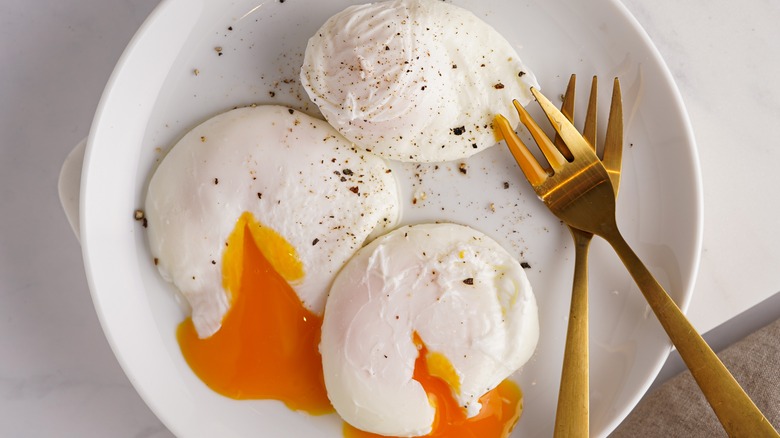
[342,168,354,176]
[463,278,474,285]
[494,83,505,89]
[154,258,159,266]
[134,210,145,220]
[193,68,200,76]
[521,262,531,269]
[349,186,359,194]
[214,178,219,185]
[312,238,320,246]
[503,181,510,189]
[452,126,465,136]
[458,163,468,174]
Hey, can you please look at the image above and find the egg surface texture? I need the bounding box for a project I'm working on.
[320,223,539,436]
[145,105,401,339]
[300,0,539,163]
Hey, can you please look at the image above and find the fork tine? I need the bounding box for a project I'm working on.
[494,113,547,186]
[583,76,598,149]
[554,74,577,161]
[529,88,595,160]
[602,78,624,193]
[512,100,568,171]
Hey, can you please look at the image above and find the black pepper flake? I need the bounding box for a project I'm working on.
[154,258,159,266]
[257,192,262,199]
[340,176,347,182]
[452,64,457,69]
[228,26,233,31]
[494,83,505,89]
[463,278,474,285]
[521,262,531,269]
[452,126,465,136]
[142,218,148,228]
[214,177,219,185]
[518,71,526,77]
[503,181,510,189]
[385,45,390,50]
[342,168,353,176]
[269,91,276,97]
[288,108,294,114]
[458,163,467,174]
[312,238,320,246]
[472,143,478,149]
[211,260,216,265]
[349,186,359,194]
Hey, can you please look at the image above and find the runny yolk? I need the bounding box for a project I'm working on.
[177,212,333,414]
[343,333,523,438]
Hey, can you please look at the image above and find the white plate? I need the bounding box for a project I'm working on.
[80,0,702,436]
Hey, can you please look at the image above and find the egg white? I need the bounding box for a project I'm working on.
[301,0,539,163]
[145,105,401,338]
[320,223,539,436]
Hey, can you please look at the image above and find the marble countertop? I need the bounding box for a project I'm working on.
[1,0,778,436]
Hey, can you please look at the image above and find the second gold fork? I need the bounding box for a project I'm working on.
[551,75,623,438]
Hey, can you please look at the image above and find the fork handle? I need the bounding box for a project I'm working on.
[603,228,779,437]
[555,229,592,438]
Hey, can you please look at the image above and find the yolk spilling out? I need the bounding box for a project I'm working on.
[177,212,333,414]
[344,333,523,438]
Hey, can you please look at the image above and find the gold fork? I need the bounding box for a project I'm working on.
[495,86,779,437]
[537,74,622,438]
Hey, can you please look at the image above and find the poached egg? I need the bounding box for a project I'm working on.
[320,223,539,436]
[144,105,400,412]
[301,0,539,163]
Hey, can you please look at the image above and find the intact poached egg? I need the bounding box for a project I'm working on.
[301,0,539,163]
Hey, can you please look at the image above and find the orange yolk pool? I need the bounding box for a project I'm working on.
[177,212,332,414]
[344,334,523,438]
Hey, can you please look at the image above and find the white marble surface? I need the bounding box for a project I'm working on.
[0,0,778,436]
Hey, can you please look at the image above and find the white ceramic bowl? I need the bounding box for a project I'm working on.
[77,0,702,436]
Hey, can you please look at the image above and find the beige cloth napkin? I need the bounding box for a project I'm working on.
[610,317,780,437]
